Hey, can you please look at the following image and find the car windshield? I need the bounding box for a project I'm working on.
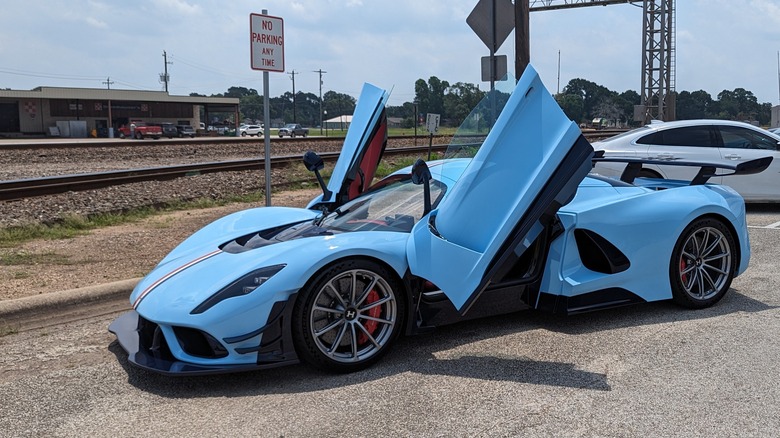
[320,175,446,233]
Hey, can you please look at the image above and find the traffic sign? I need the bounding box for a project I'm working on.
[250,13,285,72]
[426,113,440,134]
[467,0,514,51]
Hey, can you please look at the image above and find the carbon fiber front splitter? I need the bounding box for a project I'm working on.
[109,310,300,376]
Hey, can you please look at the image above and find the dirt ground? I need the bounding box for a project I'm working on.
[0,188,322,301]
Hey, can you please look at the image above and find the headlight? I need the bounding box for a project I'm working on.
[190,264,286,314]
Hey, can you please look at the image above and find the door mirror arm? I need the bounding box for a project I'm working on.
[411,159,432,216]
[303,151,332,202]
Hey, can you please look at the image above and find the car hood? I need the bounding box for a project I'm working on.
[130,206,411,323]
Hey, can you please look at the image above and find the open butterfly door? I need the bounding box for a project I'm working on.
[407,65,594,314]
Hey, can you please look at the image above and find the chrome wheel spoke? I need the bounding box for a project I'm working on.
[360,295,392,311]
[360,314,393,327]
[314,318,344,338]
[356,323,380,348]
[324,282,347,308]
[349,323,358,359]
[326,323,348,354]
[356,276,379,306]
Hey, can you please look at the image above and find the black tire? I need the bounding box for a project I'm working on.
[638,168,662,179]
[135,132,143,140]
[303,132,308,137]
[291,132,296,138]
[670,217,736,309]
[292,259,405,373]
[241,132,247,137]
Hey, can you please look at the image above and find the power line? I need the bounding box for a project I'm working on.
[314,69,327,135]
[288,70,299,123]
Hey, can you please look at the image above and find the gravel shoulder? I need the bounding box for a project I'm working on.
[0,188,321,302]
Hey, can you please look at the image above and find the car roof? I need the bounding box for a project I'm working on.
[597,119,777,144]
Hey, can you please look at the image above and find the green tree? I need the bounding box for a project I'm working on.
[323,90,357,126]
[443,82,485,126]
[415,76,450,118]
[555,93,585,124]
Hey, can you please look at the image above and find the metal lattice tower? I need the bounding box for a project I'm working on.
[639,0,675,122]
[525,0,676,121]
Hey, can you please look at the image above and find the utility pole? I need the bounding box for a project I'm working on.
[161,50,172,93]
[314,69,327,135]
[102,77,114,90]
[288,70,298,123]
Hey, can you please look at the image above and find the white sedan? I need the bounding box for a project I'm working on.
[592,119,780,202]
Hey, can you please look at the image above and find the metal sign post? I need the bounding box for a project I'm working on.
[425,113,440,160]
[250,11,285,206]
[467,0,514,125]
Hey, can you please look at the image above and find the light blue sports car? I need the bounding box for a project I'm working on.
[110,65,769,375]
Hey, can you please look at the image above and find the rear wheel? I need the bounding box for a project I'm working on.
[638,168,662,179]
[292,259,405,373]
[670,218,736,308]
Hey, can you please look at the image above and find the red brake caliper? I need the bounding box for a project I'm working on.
[357,290,381,345]
[680,259,688,284]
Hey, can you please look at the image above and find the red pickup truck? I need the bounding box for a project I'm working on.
[117,122,162,139]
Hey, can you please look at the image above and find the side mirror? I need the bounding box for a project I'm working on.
[303,151,332,202]
[411,158,432,216]
[303,150,324,171]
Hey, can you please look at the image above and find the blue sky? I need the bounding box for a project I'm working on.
[1,0,779,107]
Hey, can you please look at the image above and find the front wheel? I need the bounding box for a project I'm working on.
[670,217,736,309]
[292,259,405,373]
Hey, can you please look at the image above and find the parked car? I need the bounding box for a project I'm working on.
[117,122,162,140]
[592,119,780,202]
[110,66,763,376]
[157,123,178,139]
[768,127,780,135]
[239,124,263,137]
[278,123,308,138]
[176,125,196,138]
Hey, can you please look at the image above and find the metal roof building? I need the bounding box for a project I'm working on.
[0,86,239,138]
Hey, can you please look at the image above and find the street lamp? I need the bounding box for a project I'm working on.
[324,110,328,137]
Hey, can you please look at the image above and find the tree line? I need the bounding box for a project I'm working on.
[195,78,774,128]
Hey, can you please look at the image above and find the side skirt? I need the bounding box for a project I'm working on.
[537,288,646,315]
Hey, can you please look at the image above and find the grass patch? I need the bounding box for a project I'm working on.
[0,251,73,266]
[0,194,268,248]
[0,325,18,337]
[375,155,421,179]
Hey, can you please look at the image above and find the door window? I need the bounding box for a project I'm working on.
[718,126,779,151]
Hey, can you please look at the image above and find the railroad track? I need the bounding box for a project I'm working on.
[0,130,623,202]
[0,145,449,201]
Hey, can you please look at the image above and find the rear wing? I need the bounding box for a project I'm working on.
[592,151,773,185]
